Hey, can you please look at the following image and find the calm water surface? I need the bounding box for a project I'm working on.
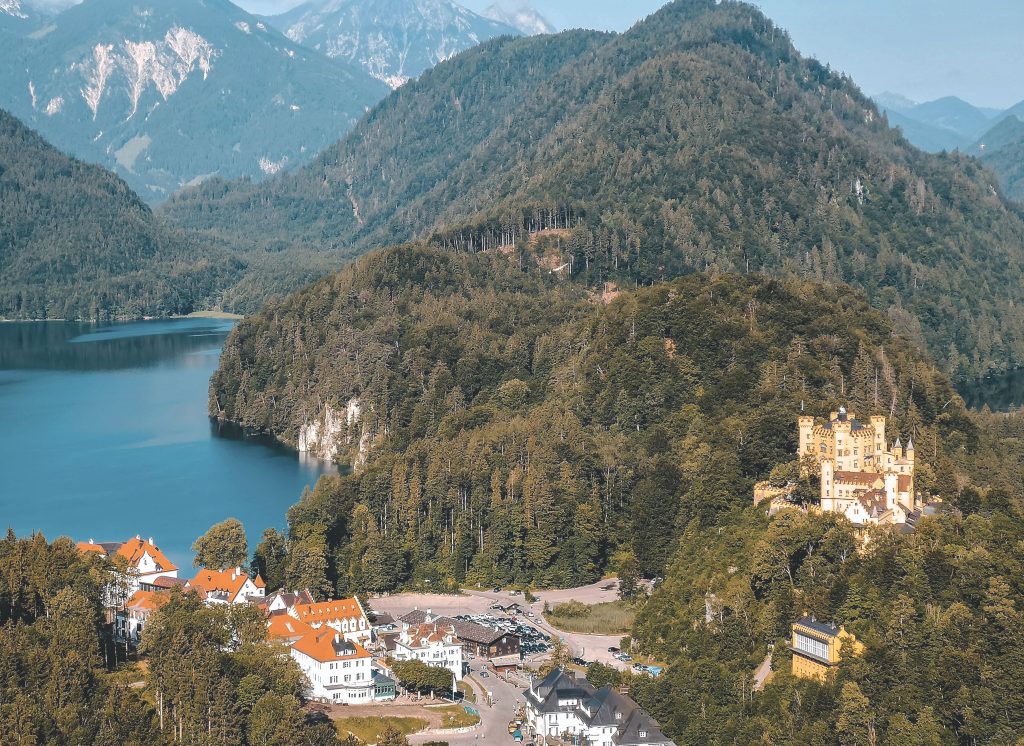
[0,319,333,569]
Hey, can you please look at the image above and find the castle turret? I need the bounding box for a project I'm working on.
[870,416,886,459]
[884,473,899,511]
[820,459,835,512]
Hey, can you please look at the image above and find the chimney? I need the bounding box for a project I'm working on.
[88,538,94,544]
[135,534,141,540]
[148,537,154,545]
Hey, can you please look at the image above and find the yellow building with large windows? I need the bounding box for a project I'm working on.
[790,616,863,682]
[798,407,918,527]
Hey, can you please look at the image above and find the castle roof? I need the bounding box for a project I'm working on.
[834,471,882,486]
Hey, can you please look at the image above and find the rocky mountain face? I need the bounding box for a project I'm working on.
[270,0,521,89]
[481,1,555,35]
[0,0,387,202]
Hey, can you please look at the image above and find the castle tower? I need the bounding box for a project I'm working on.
[798,416,815,463]
[884,472,898,512]
[870,416,886,460]
[820,459,835,512]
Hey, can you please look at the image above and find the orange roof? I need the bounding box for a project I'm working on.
[267,613,314,642]
[116,537,178,573]
[293,598,365,624]
[405,622,459,648]
[76,541,106,555]
[291,627,371,663]
[188,567,258,603]
[126,590,167,615]
[253,574,266,589]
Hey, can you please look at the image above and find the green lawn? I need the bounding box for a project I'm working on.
[456,680,477,703]
[438,705,481,728]
[545,600,637,634]
[334,716,427,743]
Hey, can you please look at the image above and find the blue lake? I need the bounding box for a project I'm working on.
[0,318,333,570]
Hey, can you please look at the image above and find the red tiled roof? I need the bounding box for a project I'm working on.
[126,590,167,615]
[76,541,106,555]
[293,598,365,624]
[187,567,258,603]
[116,537,178,573]
[291,628,371,663]
[267,613,314,642]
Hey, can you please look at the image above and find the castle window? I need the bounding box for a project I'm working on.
[820,445,826,453]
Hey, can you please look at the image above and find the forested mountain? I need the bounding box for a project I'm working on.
[211,242,982,594]
[269,0,521,89]
[0,0,387,201]
[0,109,242,319]
[973,115,1024,202]
[167,0,1024,381]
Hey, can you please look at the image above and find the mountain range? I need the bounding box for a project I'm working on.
[164,0,1024,382]
[0,0,388,201]
[875,92,1024,202]
[0,0,552,202]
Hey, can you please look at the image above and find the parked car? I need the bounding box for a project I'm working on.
[509,589,522,596]
[608,646,620,654]
[480,671,490,678]
[493,587,502,593]
[619,654,632,662]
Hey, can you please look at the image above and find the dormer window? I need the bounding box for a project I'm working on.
[639,731,647,738]
[615,712,622,720]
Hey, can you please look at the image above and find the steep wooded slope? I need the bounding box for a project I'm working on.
[211,242,971,591]
[167,0,1024,381]
[0,110,239,319]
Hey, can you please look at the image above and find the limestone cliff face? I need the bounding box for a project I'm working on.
[298,398,375,468]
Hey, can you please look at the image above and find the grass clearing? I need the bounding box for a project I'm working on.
[438,705,481,728]
[334,716,427,743]
[545,599,637,634]
[456,681,476,703]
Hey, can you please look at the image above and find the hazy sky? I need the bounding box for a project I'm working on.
[236,0,1024,109]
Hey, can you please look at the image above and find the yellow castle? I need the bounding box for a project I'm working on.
[798,407,917,527]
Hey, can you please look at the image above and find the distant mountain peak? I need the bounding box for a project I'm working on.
[481,1,555,35]
[273,0,521,89]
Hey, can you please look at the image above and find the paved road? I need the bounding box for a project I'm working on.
[408,668,527,746]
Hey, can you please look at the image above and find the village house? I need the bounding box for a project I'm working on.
[289,627,377,704]
[393,612,464,682]
[267,613,315,645]
[76,535,179,606]
[259,589,315,614]
[401,608,521,666]
[114,589,167,647]
[524,668,675,746]
[289,597,372,645]
[790,616,863,682]
[186,566,265,605]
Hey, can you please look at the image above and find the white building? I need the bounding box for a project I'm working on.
[290,627,376,703]
[114,590,166,647]
[289,597,371,645]
[77,535,179,606]
[524,668,675,746]
[393,619,464,682]
[186,566,265,605]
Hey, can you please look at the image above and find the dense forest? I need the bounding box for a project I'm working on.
[0,109,246,320]
[167,0,1024,381]
[216,243,986,596]
[0,531,358,745]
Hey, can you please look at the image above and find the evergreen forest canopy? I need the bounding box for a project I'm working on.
[166,0,1024,382]
[0,109,242,320]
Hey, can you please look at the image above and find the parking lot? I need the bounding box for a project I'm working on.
[452,612,553,658]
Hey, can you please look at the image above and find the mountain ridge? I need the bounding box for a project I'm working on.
[166,0,1024,381]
